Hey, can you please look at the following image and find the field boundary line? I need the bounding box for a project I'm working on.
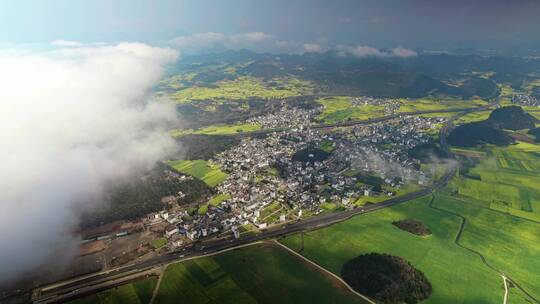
[272,240,376,304]
[149,267,164,304]
[427,195,539,303]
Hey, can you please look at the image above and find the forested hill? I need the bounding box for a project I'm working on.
[486,106,538,130]
[448,106,538,147]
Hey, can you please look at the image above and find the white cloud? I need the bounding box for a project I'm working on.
[169,32,416,58]
[389,47,418,58]
[51,39,85,47]
[0,42,179,283]
[50,40,106,48]
[231,31,274,43]
[303,43,325,53]
[337,45,385,57]
[336,45,417,58]
[169,32,227,52]
[169,32,303,54]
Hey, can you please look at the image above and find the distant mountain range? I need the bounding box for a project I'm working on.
[171,49,540,99]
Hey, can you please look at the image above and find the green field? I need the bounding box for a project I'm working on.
[353,183,422,206]
[166,159,228,187]
[153,244,366,304]
[151,237,167,249]
[69,277,157,304]
[316,96,385,123]
[259,201,282,219]
[171,76,313,103]
[320,202,338,211]
[319,139,336,153]
[280,194,537,303]
[171,123,262,137]
[529,110,540,121]
[435,190,540,302]
[197,193,232,215]
[455,110,491,124]
[207,193,231,206]
[316,97,487,124]
[70,192,539,304]
[397,98,485,114]
[449,142,540,222]
[197,204,208,215]
[523,78,540,92]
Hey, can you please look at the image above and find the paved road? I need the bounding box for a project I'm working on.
[31,107,476,303]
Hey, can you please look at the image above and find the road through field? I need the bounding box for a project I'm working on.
[503,276,508,304]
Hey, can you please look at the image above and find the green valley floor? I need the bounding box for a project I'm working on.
[280,193,539,304]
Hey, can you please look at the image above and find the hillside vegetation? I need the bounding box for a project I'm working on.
[392,219,432,236]
[529,127,540,142]
[448,106,537,147]
[486,106,538,130]
[341,253,432,304]
[80,164,212,228]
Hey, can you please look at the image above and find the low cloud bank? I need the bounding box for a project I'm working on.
[169,32,416,58]
[0,42,178,283]
[336,45,417,58]
[169,31,287,53]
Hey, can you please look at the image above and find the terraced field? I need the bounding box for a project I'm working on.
[153,244,366,304]
[280,194,538,303]
[166,159,228,187]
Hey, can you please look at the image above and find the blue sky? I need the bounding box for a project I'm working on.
[1,0,540,49]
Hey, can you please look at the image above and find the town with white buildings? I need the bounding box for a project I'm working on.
[511,93,540,107]
[141,99,446,250]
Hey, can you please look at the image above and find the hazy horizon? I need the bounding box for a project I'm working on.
[2,0,540,52]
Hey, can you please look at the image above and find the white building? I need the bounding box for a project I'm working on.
[187,230,199,241]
